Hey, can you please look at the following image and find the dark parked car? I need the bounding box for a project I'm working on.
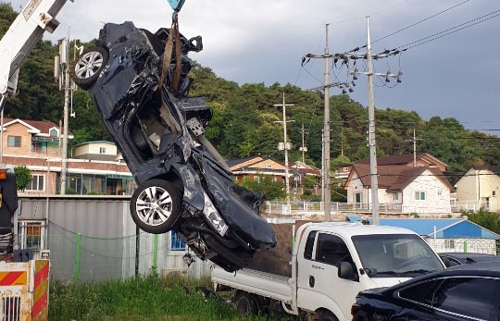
[439,252,500,267]
[71,21,276,272]
[351,262,500,321]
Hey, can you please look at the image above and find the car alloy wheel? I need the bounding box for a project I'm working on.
[130,179,182,234]
[72,46,108,90]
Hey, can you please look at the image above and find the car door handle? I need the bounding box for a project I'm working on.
[309,276,315,288]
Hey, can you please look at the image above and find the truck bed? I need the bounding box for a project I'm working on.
[212,265,293,304]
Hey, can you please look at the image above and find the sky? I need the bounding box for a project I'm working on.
[6,0,500,134]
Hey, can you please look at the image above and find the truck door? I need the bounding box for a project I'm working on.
[297,232,364,321]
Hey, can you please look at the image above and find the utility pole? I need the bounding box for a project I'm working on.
[274,93,294,214]
[56,37,70,195]
[366,17,380,225]
[302,24,356,221]
[412,128,421,167]
[323,24,332,221]
[299,124,307,163]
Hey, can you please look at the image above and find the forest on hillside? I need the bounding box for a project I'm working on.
[1,3,499,183]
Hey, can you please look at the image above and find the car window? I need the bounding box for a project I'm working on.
[315,233,351,266]
[400,277,500,320]
[304,231,317,260]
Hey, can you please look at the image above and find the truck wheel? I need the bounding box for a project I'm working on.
[313,309,338,321]
[72,46,108,90]
[130,179,182,234]
[235,292,258,319]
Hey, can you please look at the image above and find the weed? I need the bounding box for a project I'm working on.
[49,274,281,321]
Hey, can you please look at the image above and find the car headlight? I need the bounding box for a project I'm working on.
[203,193,228,237]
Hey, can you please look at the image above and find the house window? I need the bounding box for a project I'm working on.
[438,190,442,196]
[170,231,185,251]
[445,239,455,249]
[7,136,21,147]
[266,165,272,169]
[31,140,47,153]
[354,193,361,204]
[343,167,350,172]
[493,191,496,197]
[18,221,45,251]
[392,192,399,201]
[99,147,106,154]
[49,128,59,137]
[415,191,426,201]
[27,174,44,191]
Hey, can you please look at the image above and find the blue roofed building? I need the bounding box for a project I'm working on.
[346,216,500,255]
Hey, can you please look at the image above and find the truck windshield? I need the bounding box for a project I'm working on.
[352,234,444,277]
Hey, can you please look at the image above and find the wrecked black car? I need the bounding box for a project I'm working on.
[71,21,276,272]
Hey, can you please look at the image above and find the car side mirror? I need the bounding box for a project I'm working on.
[188,36,203,53]
[338,261,356,280]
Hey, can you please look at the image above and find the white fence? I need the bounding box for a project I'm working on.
[264,201,403,216]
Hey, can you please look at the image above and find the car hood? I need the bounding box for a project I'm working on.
[368,276,412,289]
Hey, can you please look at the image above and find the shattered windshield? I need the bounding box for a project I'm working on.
[353,234,444,277]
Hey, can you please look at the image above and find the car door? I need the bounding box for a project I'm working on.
[396,277,500,321]
[297,231,363,321]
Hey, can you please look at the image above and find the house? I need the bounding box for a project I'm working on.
[335,153,448,187]
[0,118,72,158]
[454,164,500,212]
[345,163,453,214]
[228,156,287,183]
[0,118,134,195]
[228,156,321,197]
[347,216,500,254]
[288,161,321,195]
[73,141,122,162]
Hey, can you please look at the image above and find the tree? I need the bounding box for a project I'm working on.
[239,176,285,200]
[465,209,500,235]
[14,165,32,191]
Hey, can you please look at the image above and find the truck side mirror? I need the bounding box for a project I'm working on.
[338,261,356,280]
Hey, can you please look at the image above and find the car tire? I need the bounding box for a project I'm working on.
[235,291,258,319]
[71,46,108,90]
[130,179,182,234]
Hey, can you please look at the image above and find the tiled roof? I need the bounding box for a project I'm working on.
[350,163,453,191]
[227,156,263,169]
[355,153,447,168]
[472,164,500,176]
[2,118,73,136]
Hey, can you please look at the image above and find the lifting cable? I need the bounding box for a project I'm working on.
[159,0,185,94]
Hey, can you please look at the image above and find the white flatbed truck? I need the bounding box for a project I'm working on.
[212,221,446,321]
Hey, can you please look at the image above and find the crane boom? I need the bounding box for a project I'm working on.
[0,0,73,103]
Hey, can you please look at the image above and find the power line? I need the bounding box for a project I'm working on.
[396,9,500,51]
[329,0,414,25]
[370,0,473,46]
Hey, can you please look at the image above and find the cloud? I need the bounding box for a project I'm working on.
[5,0,500,132]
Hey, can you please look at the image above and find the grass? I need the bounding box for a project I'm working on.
[48,274,285,321]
